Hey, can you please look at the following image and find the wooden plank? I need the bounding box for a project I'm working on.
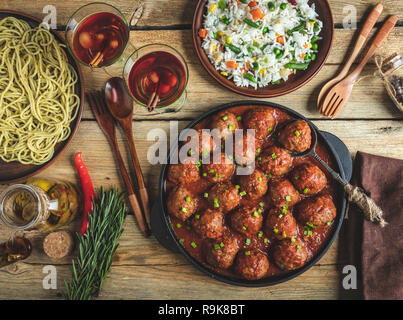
[0,262,341,300]
[76,29,403,120]
[0,0,401,27]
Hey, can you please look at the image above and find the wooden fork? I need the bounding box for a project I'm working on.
[317,3,383,109]
[320,15,398,118]
[87,91,150,237]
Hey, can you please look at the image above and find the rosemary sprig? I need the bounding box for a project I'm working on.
[64,187,127,300]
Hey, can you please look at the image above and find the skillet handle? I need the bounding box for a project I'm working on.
[150,201,181,253]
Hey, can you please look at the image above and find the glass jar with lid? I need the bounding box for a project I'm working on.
[0,178,80,232]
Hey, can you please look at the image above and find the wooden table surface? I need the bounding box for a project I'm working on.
[0,0,402,300]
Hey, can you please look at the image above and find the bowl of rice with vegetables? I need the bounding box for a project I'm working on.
[193,0,333,97]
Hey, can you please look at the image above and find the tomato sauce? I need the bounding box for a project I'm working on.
[165,105,339,279]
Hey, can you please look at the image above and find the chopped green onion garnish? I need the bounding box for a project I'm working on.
[214,244,220,250]
[181,208,188,213]
[236,115,242,121]
[177,223,182,228]
[303,188,309,194]
[285,195,291,202]
[195,214,200,219]
[258,231,263,238]
[179,238,184,244]
[259,202,264,207]
[271,153,277,159]
[222,115,228,121]
[273,228,279,233]
[185,196,191,202]
[191,242,197,248]
[294,130,300,137]
[239,191,247,196]
[235,184,240,189]
[253,211,259,217]
[245,250,251,255]
[245,238,251,245]
[204,193,208,198]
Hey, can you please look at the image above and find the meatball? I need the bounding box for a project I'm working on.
[235,250,270,280]
[184,128,217,157]
[166,185,198,221]
[273,239,308,271]
[242,108,276,140]
[167,158,200,184]
[258,146,292,177]
[201,152,234,183]
[208,181,241,213]
[237,168,268,200]
[268,179,300,208]
[210,111,240,139]
[230,206,263,236]
[291,163,327,195]
[278,120,312,153]
[264,208,297,240]
[296,194,337,227]
[191,209,224,239]
[233,132,261,166]
[204,234,239,269]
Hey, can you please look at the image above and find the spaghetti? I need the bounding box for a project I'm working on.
[0,17,80,165]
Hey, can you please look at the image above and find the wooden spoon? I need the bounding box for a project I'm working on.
[105,77,152,230]
[320,15,398,118]
[317,3,383,110]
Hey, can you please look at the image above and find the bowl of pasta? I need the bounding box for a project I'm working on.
[0,10,84,183]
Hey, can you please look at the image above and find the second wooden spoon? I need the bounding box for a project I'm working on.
[105,77,151,230]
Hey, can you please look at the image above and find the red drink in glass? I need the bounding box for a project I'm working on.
[72,12,129,67]
[127,51,187,107]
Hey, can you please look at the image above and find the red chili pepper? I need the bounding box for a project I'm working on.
[74,152,95,236]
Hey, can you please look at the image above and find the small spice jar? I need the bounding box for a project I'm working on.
[0,178,79,232]
[0,237,32,268]
[375,53,403,114]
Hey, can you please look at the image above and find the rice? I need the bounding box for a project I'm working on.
[200,0,323,88]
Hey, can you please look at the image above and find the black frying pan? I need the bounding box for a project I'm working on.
[151,100,352,287]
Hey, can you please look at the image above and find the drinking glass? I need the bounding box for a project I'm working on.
[65,2,131,69]
[123,43,189,114]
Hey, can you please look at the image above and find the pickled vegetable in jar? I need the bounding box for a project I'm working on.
[0,178,80,232]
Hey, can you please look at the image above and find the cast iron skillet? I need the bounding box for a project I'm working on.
[151,100,352,287]
[192,0,334,98]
